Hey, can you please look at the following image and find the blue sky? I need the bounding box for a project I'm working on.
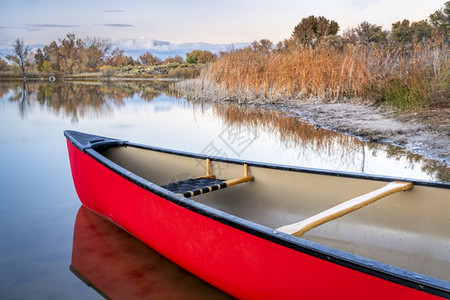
[0,0,445,57]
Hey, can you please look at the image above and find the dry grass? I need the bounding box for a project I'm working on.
[196,44,449,111]
[203,47,368,100]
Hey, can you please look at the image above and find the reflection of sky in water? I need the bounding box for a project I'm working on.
[0,82,447,182]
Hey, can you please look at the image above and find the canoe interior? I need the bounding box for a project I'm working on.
[98,145,450,282]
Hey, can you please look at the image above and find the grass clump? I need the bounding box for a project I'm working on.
[379,77,427,112]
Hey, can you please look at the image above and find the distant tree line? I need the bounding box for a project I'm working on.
[273,1,449,52]
[1,34,218,77]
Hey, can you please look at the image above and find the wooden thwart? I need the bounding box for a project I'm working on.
[224,164,252,187]
[277,181,414,237]
[195,158,216,179]
[178,162,253,198]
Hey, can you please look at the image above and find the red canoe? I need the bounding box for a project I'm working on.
[65,130,450,299]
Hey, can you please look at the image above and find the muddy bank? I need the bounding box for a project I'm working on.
[274,101,449,166]
[176,80,449,167]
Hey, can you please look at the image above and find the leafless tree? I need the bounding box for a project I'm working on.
[6,38,31,78]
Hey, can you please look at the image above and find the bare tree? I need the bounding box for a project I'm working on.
[6,38,31,78]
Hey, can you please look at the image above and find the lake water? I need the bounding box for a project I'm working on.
[0,81,447,299]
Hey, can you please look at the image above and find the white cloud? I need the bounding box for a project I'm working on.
[114,37,249,59]
[115,38,171,50]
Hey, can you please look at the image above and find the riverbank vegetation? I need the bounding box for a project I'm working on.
[194,2,449,112]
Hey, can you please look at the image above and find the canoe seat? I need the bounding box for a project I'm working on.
[161,159,254,198]
[161,178,228,198]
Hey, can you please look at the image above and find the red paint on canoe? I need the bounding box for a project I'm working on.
[67,140,442,300]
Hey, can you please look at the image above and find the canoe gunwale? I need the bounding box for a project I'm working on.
[65,130,449,189]
[64,130,450,298]
[130,142,449,189]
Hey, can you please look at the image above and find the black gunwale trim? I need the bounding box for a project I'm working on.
[64,130,450,298]
[64,130,126,153]
[127,142,449,189]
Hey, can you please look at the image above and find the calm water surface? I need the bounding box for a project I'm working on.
[0,81,447,299]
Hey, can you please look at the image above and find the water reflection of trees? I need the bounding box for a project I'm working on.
[204,103,369,171]
[5,82,30,118]
[1,81,175,122]
[204,102,449,182]
[0,82,13,98]
[382,147,449,182]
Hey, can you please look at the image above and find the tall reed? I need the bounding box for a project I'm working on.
[198,43,449,111]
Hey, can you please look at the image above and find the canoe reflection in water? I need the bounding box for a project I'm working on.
[70,206,233,299]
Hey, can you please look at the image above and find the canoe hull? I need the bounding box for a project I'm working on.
[66,136,447,299]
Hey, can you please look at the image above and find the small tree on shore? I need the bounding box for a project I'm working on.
[429,1,450,45]
[34,48,51,72]
[41,60,53,73]
[6,38,31,77]
[355,22,387,48]
[162,55,184,64]
[251,39,273,53]
[291,15,339,47]
[106,47,129,67]
[0,57,9,71]
[410,20,433,43]
[139,52,161,66]
[58,33,83,74]
[82,36,112,72]
[186,50,217,64]
[391,19,435,52]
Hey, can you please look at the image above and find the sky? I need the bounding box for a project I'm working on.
[0,0,446,57]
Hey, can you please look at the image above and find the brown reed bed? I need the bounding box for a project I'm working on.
[192,44,449,112]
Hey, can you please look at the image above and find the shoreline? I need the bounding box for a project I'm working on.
[276,102,449,166]
[0,74,182,82]
[1,76,447,167]
[176,80,449,167]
